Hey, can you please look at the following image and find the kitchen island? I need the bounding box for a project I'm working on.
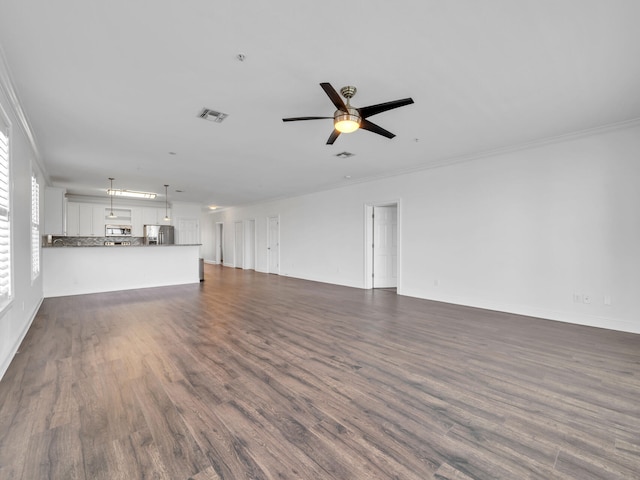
[43,244,201,297]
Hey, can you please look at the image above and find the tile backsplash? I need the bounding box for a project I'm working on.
[44,236,145,246]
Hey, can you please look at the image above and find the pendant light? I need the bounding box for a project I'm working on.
[108,178,116,218]
[163,184,170,221]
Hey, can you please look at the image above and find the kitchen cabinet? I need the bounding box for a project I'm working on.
[141,207,158,226]
[142,207,171,226]
[66,202,108,236]
[66,200,167,237]
[92,206,106,236]
[67,202,94,236]
[66,202,79,236]
[78,204,94,235]
[130,207,143,236]
[44,187,66,235]
[66,202,93,236]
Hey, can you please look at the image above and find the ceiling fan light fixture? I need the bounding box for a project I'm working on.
[283,83,413,144]
[334,110,361,134]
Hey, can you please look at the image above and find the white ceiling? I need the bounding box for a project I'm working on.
[1,1,639,208]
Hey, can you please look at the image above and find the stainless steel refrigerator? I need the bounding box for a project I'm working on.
[143,225,174,245]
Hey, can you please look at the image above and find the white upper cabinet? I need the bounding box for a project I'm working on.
[130,207,143,236]
[66,202,80,236]
[78,204,94,236]
[64,200,169,236]
[44,187,66,235]
[141,207,159,225]
[92,206,106,236]
[142,207,171,226]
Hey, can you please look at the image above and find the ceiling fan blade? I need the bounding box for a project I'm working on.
[358,98,414,118]
[283,116,333,122]
[326,129,341,145]
[360,119,395,139]
[320,83,347,111]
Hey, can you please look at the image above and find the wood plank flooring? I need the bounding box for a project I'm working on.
[1,264,639,479]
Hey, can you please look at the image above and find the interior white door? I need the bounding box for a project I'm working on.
[215,223,223,264]
[267,216,279,274]
[234,221,244,269]
[244,219,256,270]
[373,205,397,288]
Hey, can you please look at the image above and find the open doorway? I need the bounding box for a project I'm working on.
[364,202,399,291]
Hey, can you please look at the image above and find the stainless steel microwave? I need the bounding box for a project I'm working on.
[105,225,132,237]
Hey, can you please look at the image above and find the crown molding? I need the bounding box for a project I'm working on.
[0,45,47,181]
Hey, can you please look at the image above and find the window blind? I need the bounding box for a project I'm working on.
[0,127,10,301]
[32,174,40,279]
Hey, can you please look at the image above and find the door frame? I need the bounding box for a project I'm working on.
[364,199,401,291]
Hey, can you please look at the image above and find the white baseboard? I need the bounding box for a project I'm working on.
[0,297,43,381]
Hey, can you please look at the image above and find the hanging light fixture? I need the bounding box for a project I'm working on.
[107,178,116,218]
[163,184,170,221]
[107,189,156,199]
[333,86,361,134]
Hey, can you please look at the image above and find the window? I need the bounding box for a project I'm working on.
[0,125,10,303]
[31,174,40,280]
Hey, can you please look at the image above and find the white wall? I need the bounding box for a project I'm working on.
[0,58,46,379]
[207,122,640,334]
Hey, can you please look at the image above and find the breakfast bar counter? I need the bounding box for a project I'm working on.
[43,244,201,297]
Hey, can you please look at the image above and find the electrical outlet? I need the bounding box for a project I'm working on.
[573,293,583,303]
[604,294,612,306]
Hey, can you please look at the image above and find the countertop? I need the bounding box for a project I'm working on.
[44,243,201,248]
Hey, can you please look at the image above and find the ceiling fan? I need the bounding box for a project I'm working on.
[283,82,414,145]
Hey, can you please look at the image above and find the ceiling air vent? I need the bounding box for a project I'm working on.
[335,151,355,159]
[198,108,228,123]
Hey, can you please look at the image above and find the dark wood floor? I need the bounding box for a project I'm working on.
[1,265,639,479]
